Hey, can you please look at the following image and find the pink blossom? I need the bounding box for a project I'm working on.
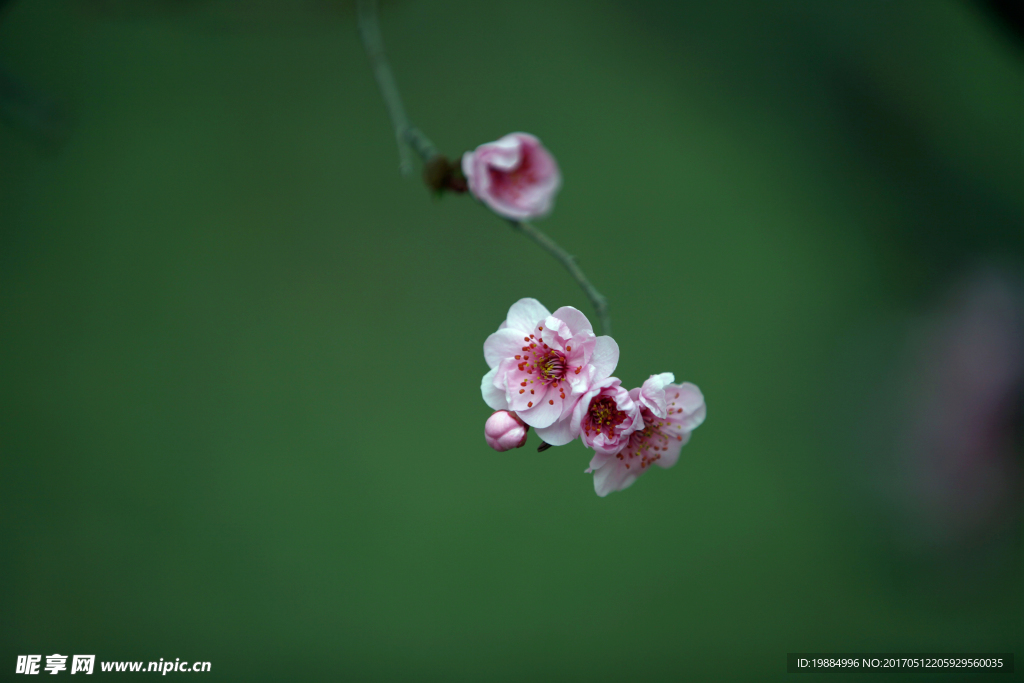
[575,377,644,455]
[895,269,1022,546]
[461,133,561,220]
[586,375,706,497]
[484,410,529,452]
[481,298,619,437]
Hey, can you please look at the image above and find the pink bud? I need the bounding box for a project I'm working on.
[484,410,529,452]
[461,133,562,220]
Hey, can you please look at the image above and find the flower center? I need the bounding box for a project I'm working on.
[507,162,538,188]
[515,329,574,387]
[583,396,628,439]
[489,155,538,200]
[538,353,565,382]
[616,409,676,470]
[513,328,572,404]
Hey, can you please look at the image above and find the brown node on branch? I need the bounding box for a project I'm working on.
[423,155,468,194]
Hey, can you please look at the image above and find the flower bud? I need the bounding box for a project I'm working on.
[484,410,529,452]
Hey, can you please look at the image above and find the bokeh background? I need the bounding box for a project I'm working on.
[1,1,1021,680]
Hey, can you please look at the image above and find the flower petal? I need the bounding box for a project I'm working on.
[655,431,690,469]
[505,298,550,334]
[588,336,619,382]
[484,328,530,369]
[639,372,675,419]
[586,451,614,473]
[617,471,640,493]
[539,315,573,349]
[593,461,632,497]
[549,306,593,336]
[481,367,507,410]
[561,329,595,367]
[482,134,525,170]
[504,365,537,409]
[516,386,562,428]
[534,414,578,446]
[669,382,707,431]
[461,151,475,183]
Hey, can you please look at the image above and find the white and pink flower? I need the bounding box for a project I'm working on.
[574,377,644,455]
[586,374,706,497]
[481,298,619,437]
[462,133,561,220]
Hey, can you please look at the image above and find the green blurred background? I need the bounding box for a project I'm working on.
[1,1,1021,680]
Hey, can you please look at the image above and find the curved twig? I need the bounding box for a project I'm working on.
[509,220,611,335]
[356,0,611,336]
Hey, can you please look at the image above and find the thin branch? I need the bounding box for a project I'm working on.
[356,0,437,171]
[510,221,611,336]
[355,0,611,336]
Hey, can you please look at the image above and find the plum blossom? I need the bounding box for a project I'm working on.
[586,374,706,497]
[481,298,619,439]
[462,133,561,220]
[484,410,529,452]
[574,377,644,455]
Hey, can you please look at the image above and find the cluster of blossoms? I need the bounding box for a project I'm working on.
[460,134,705,495]
[482,298,706,497]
